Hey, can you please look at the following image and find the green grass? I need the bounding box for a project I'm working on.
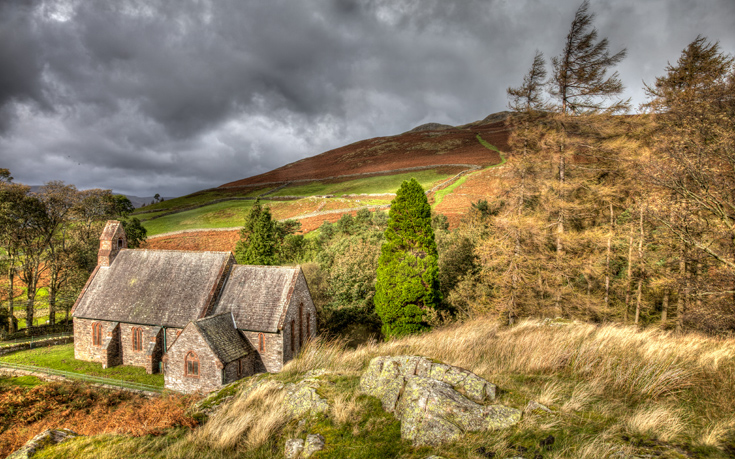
[134,187,271,215]
[0,344,164,387]
[0,375,43,388]
[142,200,256,236]
[271,169,453,197]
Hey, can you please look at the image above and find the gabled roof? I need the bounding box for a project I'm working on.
[100,220,124,240]
[193,313,251,364]
[72,249,234,328]
[211,265,300,333]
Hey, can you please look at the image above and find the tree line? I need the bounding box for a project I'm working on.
[237,1,734,337]
[0,171,146,336]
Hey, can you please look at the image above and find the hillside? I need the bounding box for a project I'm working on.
[16,318,735,458]
[136,113,510,250]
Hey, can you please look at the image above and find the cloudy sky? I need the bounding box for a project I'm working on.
[1,0,733,197]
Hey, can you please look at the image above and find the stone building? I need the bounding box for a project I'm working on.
[72,220,317,393]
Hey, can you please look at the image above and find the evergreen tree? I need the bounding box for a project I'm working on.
[235,201,279,265]
[374,178,440,338]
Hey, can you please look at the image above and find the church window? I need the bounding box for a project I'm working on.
[306,312,311,339]
[299,303,303,347]
[238,359,243,376]
[132,327,143,352]
[291,319,296,354]
[117,238,123,249]
[258,333,265,353]
[185,352,199,377]
[92,322,102,346]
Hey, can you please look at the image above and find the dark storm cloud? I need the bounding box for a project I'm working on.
[0,0,733,196]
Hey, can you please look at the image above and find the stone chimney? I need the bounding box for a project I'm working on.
[98,220,127,267]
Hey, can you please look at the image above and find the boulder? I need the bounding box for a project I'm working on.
[284,374,330,418]
[285,438,304,459]
[8,429,80,459]
[525,400,552,414]
[359,355,521,446]
[303,433,326,458]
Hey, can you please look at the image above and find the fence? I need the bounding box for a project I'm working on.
[0,361,163,394]
[0,331,74,348]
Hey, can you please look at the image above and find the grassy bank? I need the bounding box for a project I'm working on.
[0,344,164,387]
[35,319,735,458]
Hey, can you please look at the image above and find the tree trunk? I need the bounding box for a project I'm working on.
[7,257,15,334]
[624,231,634,322]
[25,279,36,334]
[676,246,688,333]
[555,145,566,316]
[661,288,669,324]
[48,265,57,326]
[635,278,643,324]
[605,202,613,308]
[634,206,645,324]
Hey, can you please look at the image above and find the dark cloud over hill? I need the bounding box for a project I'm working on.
[1,0,733,196]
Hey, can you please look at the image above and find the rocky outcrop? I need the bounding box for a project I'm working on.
[285,433,325,459]
[284,370,330,418]
[8,429,80,459]
[359,355,521,446]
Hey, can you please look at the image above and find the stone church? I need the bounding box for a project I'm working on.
[71,221,317,393]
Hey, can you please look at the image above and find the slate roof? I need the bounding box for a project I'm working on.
[194,313,251,364]
[211,265,300,333]
[73,250,234,328]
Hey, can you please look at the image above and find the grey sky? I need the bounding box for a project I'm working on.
[1,0,733,196]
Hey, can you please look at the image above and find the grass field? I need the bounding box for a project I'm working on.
[270,169,454,197]
[142,200,256,236]
[134,187,271,215]
[0,344,164,387]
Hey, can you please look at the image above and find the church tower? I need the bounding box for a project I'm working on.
[98,220,127,267]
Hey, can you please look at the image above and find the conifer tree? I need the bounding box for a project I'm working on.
[374,178,440,338]
[235,200,279,265]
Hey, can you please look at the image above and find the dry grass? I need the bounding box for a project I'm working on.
[189,380,287,450]
[624,405,687,442]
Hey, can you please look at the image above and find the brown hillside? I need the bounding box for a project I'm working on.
[219,120,509,188]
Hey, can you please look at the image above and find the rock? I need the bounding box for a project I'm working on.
[284,438,304,459]
[359,355,520,446]
[8,429,80,459]
[284,378,329,418]
[525,400,552,414]
[303,433,326,458]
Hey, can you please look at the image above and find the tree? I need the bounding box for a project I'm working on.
[645,36,735,332]
[121,218,147,249]
[374,179,440,338]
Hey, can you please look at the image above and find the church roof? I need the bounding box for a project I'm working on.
[193,313,252,364]
[72,249,234,328]
[211,265,300,333]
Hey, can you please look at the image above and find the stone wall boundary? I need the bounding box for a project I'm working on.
[0,336,74,357]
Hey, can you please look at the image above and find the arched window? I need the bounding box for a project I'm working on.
[92,323,102,346]
[132,327,143,352]
[185,351,199,377]
[258,333,265,353]
[290,319,296,354]
[306,312,311,340]
[299,303,304,347]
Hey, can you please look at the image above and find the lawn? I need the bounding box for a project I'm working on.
[0,344,164,387]
[142,200,256,236]
[270,169,454,197]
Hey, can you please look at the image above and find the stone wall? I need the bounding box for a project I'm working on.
[164,327,183,351]
[164,324,223,394]
[241,331,281,372]
[0,336,73,357]
[119,323,164,374]
[223,354,256,385]
[282,271,318,363]
[73,318,121,368]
